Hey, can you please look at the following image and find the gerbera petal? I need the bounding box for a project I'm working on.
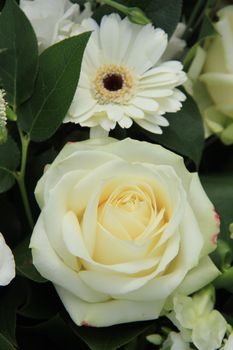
[131,97,159,112]
[124,105,145,119]
[99,14,121,62]
[124,27,168,74]
[135,119,163,134]
[68,87,97,118]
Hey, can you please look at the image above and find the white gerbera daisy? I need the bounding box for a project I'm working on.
[20,0,92,52]
[65,14,187,135]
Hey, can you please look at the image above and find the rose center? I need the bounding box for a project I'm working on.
[103,74,123,91]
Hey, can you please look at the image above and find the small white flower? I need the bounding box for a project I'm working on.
[222,331,233,350]
[0,232,15,286]
[162,332,191,350]
[20,0,92,52]
[65,14,187,135]
[0,89,7,127]
[168,289,227,350]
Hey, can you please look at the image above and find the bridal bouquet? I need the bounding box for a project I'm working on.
[0,0,233,349]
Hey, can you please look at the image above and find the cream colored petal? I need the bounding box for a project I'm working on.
[115,267,187,301]
[188,173,219,257]
[63,212,159,275]
[67,87,97,119]
[36,150,119,206]
[118,116,133,128]
[192,310,227,350]
[175,256,220,296]
[178,203,203,268]
[89,126,109,139]
[100,139,191,191]
[124,27,167,74]
[62,211,90,260]
[99,14,121,62]
[200,73,233,109]
[30,216,108,302]
[131,97,159,112]
[81,183,103,256]
[55,285,164,327]
[93,223,152,265]
[215,14,233,74]
[143,114,169,127]
[43,171,84,270]
[135,119,163,134]
[79,266,161,295]
[137,88,173,98]
[0,233,15,286]
[124,105,145,119]
[223,332,233,350]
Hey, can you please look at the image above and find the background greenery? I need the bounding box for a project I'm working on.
[0,0,232,349]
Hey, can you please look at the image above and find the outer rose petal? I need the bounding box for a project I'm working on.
[188,174,219,256]
[55,285,165,327]
[30,217,108,303]
[175,256,220,296]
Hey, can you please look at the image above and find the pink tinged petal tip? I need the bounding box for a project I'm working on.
[213,207,220,227]
[81,321,96,327]
[211,232,219,245]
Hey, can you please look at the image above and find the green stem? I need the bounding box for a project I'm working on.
[16,129,34,230]
[183,0,206,39]
[98,0,129,13]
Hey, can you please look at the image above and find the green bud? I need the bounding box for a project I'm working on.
[6,106,17,121]
[146,334,163,345]
[127,7,151,25]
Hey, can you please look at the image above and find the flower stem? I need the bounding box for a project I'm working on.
[98,0,128,13]
[16,129,34,230]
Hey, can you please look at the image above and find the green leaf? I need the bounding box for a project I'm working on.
[26,314,84,348]
[0,334,16,350]
[138,94,204,167]
[214,267,233,293]
[18,32,91,142]
[198,12,217,41]
[183,12,217,69]
[0,136,20,193]
[71,320,154,350]
[0,278,27,349]
[0,0,38,109]
[201,173,233,244]
[144,0,182,38]
[19,282,59,320]
[14,236,47,283]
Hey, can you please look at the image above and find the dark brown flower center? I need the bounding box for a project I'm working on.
[103,74,123,91]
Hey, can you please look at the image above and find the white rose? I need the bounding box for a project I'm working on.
[20,0,92,52]
[30,138,220,327]
[0,232,15,286]
[187,6,233,145]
